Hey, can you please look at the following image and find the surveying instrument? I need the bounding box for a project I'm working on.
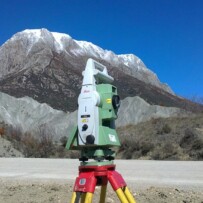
[66,58,136,203]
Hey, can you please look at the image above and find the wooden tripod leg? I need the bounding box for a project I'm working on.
[123,187,137,203]
[99,185,107,203]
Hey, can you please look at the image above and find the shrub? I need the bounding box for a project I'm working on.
[162,124,172,134]
[140,141,154,155]
[60,136,68,147]
[157,124,172,134]
[152,143,177,160]
[22,133,39,157]
[38,133,55,158]
[180,128,195,148]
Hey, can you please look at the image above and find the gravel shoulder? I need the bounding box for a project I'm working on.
[0,179,202,203]
[0,158,202,202]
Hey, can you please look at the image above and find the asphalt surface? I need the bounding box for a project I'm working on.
[0,158,202,190]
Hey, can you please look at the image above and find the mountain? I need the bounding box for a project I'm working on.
[0,28,202,112]
[0,29,171,91]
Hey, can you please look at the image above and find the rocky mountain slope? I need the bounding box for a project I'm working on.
[0,92,186,141]
[116,96,187,127]
[0,29,202,112]
[0,92,76,140]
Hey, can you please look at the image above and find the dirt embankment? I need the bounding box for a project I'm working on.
[0,180,202,203]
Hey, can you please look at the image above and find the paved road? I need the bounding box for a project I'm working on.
[0,158,202,190]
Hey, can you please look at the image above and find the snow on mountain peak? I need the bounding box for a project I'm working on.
[22,29,148,72]
[10,29,148,73]
[23,29,42,38]
[118,54,147,71]
[0,28,173,93]
[52,31,71,41]
[7,29,38,50]
[52,31,72,50]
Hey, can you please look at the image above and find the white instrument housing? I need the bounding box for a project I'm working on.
[78,59,113,145]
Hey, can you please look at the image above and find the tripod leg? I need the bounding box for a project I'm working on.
[99,185,107,203]
[81,193,86,203]
[123,187,136,203]
[115,188,129,203]
[70,192,81,203]
[83,192,93,203]
[70,192,76,203]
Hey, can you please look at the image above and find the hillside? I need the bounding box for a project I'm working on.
[1,92,200,160]
[0,92,186,141]
[117,113,203,160]
[1,113,202,160]
[0,91,202,160]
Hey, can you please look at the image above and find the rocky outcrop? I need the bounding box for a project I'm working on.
[116,96,187,127]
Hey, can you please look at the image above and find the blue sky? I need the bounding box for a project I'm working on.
[0,0,203,98]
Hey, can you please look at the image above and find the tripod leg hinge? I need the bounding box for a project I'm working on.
[108,170,127,191]
[74,172,97,193]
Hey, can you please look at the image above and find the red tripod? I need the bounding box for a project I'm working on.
[70,164,136,203]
